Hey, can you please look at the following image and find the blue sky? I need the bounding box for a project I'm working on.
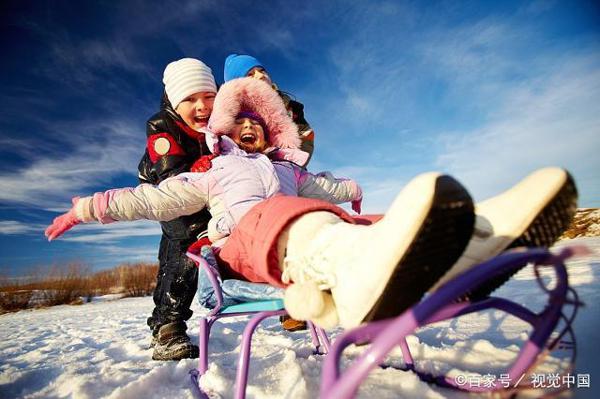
[1,0,599,275]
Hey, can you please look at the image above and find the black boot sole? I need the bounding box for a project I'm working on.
[363,175,475,323]
[464,172,578,302]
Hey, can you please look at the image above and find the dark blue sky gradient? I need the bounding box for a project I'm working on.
[1,0,598,275]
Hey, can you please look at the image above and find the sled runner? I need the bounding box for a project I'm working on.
[320,246,584,398]
[187,246,331,399]
[187,246,584,398]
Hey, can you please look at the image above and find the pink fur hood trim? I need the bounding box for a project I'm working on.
[208,77,301,149]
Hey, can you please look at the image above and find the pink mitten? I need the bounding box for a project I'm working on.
[45,197,82,241]
[351,197,362,214]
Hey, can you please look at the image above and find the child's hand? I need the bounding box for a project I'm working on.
[45,197,82,241]
[351,197,362,214]
[190,154,216,173]
[187,236,212,256]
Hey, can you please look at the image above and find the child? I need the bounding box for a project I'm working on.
[137,58,217,361]
[224,53,315,166]
[222,56,320,331]
[45,77,477,329]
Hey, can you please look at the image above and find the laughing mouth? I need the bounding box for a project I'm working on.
[240,133,256,143]
[193,116,209,124]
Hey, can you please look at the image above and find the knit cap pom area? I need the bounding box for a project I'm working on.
[284,281,326,320]
[284,282,339,329]
[163,58,217,108]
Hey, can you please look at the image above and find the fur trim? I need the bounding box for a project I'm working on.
[208,77,300,149]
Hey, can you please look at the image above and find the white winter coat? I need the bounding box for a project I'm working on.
[75,137,361,246]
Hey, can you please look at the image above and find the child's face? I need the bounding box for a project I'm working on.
[230,117,267,153]
[175,91,216,131]
[246,67,273,85]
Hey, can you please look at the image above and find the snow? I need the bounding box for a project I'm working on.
[1,237,598,399]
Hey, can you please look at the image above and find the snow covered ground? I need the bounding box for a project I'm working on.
[1,237,598,399]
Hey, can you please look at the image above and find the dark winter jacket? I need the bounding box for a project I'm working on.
[137,93,211,241]
[278,91,314,166]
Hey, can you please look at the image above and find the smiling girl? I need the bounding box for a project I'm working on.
[224,54,315,166]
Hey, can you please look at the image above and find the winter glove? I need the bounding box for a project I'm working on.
[45,197,82,241]
[187,236,213,256]
[351,197,363,214]
[190,154,216,173]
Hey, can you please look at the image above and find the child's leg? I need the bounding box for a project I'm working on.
[429,167,577,299]
[219,172,475,329]
[279,173,474,328]
[279,172,475,329]
[216,195,355,286]
[149,232,200,360]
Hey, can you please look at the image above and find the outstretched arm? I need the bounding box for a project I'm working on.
[45,174,210,240]
[45,197,84,240]
[297,170,363,213]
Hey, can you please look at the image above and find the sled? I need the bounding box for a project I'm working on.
[187,246,584,398]
[186,246,331,399]
[320,246,584,398]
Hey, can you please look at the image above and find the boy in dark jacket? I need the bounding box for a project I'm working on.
[137,58,217,360]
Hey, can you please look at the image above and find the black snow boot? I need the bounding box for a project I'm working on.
[152,321,199,361]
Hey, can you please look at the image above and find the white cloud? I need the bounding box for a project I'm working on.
[321,164,418,214]
[319,9,600,207]
[435,55,600,204]
[61,220,162,243]
[46,37,155,85]
[44,242,160,270]
[46,221,162,269]
[0,218,161,244]
[520,0,558,15]
[0,118,144,210]
[0,221,47,235]
[420,19,521,79]
[83,243,159,267]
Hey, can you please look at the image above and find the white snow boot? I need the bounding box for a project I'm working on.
[429,167,577,299]
[279,172,475,329]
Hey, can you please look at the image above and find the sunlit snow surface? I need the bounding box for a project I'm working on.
[1,237,598,398]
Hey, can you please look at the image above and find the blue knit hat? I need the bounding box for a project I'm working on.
[224,54,264,82]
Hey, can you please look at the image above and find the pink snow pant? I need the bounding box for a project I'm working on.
[216,195,383,288]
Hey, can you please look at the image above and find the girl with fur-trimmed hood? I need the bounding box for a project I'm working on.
[45,78,362,247]
[224,53,315,166]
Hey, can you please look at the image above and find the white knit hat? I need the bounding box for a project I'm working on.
[162,58,217,108]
